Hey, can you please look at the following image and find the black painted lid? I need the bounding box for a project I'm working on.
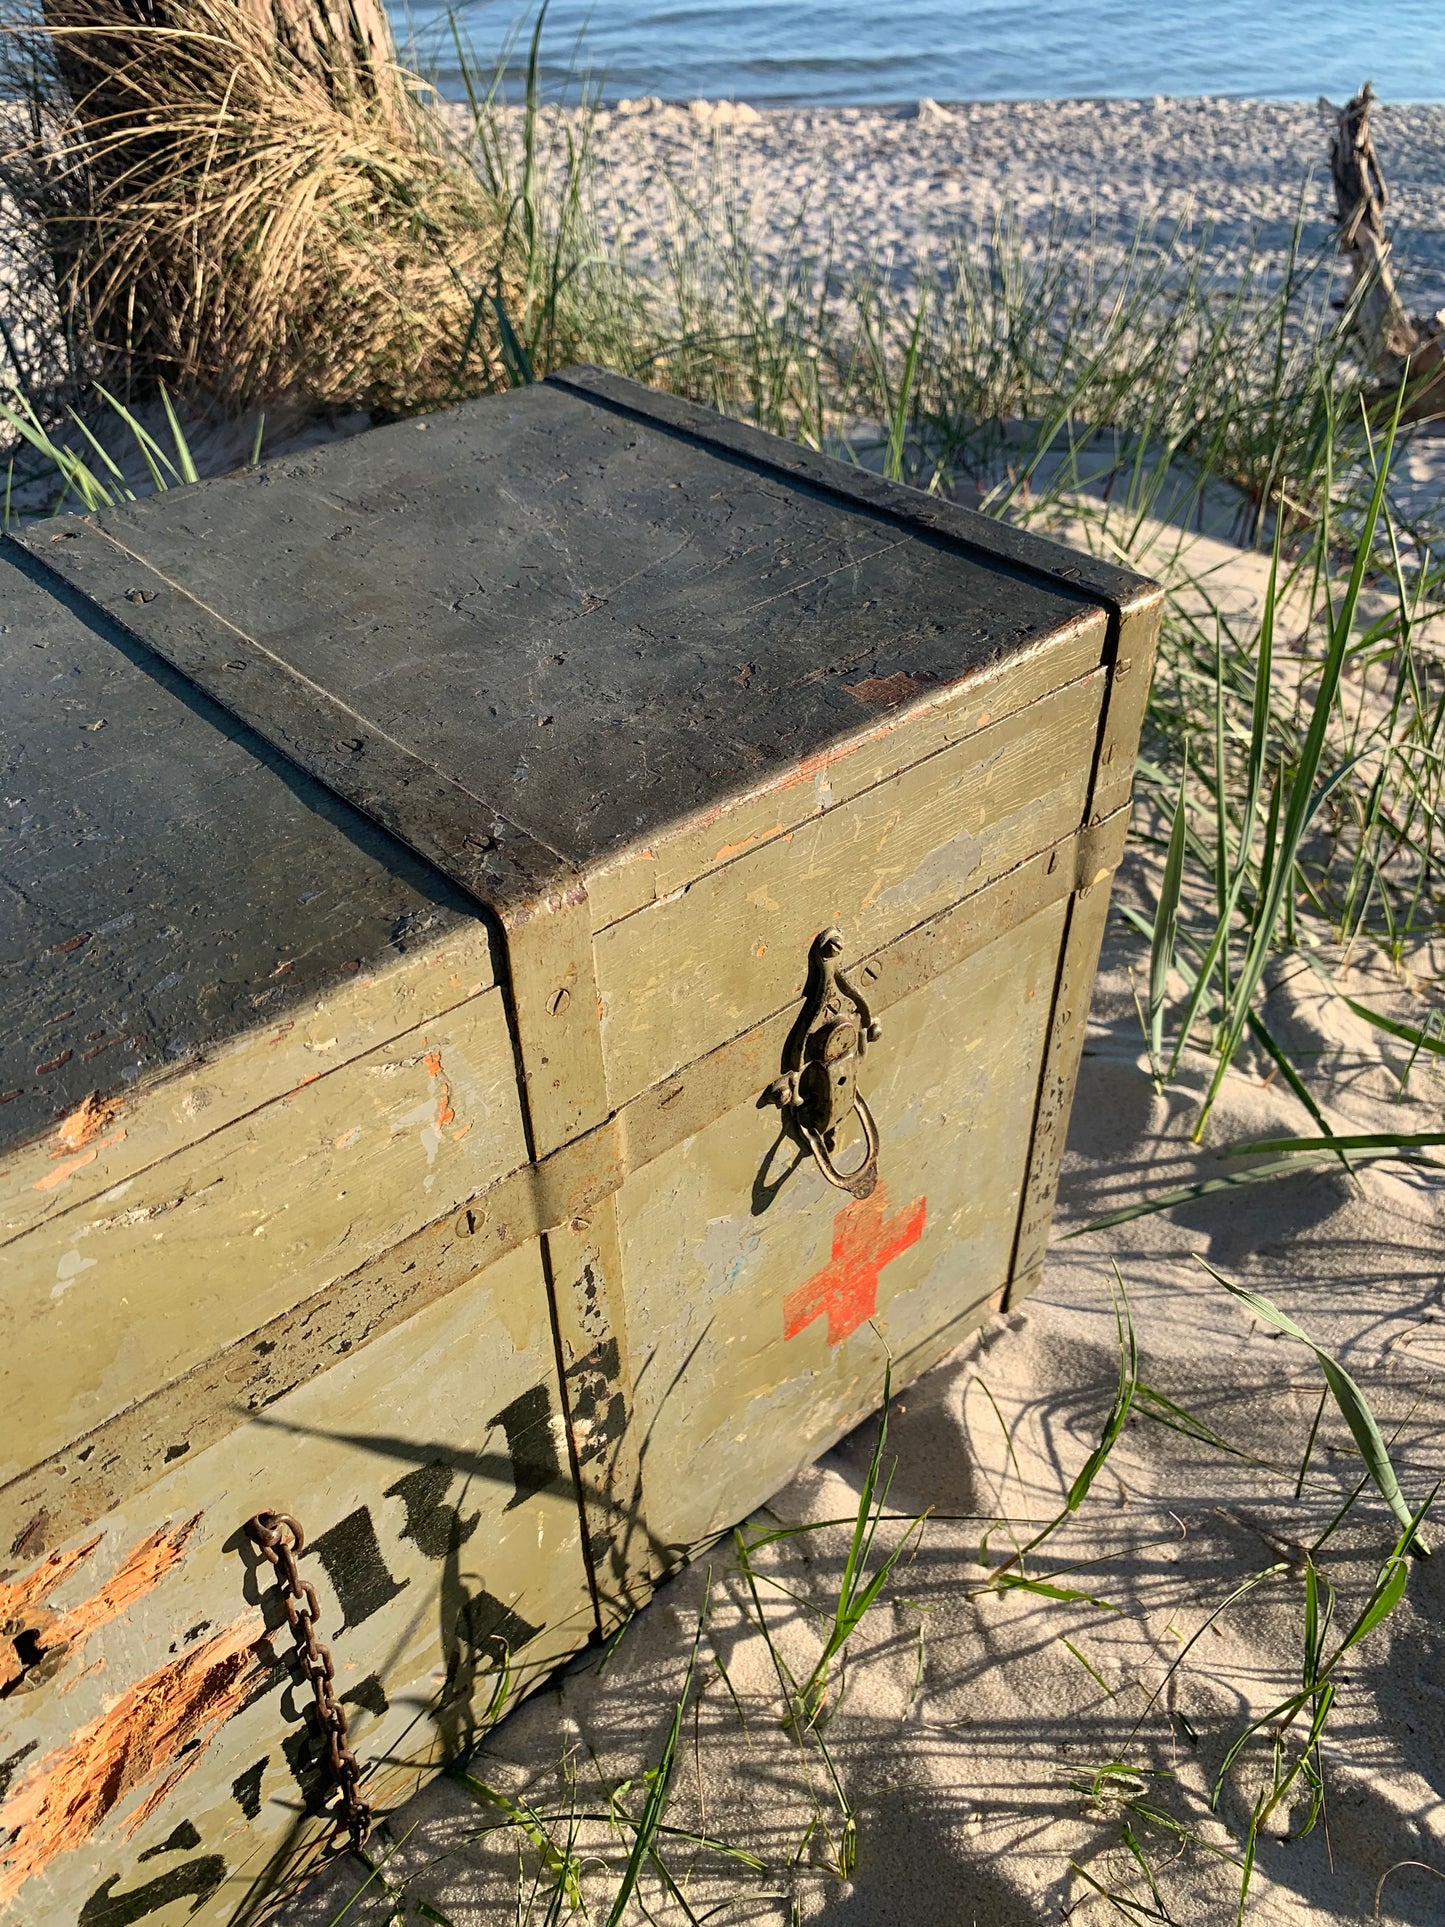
[14,374,1126,886]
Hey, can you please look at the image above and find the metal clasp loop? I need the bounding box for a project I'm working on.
[764,927,882,1200]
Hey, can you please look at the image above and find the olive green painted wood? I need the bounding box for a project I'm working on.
[619,900,1066,1565]
[0,372,1163,1926]
[0,1241,593,1927]
[0,806,1128,1571]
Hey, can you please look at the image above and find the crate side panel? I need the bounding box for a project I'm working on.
[2,983,528,1484]
[596,671,1101,1107]
[0,1240,592,1927]
[617,901,1065,1562]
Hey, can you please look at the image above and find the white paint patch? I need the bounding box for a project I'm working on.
[52,1246,97,1300]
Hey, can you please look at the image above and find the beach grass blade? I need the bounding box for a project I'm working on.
[603,1587,707,1926]
[1067,1272,1139,1513]
[1148,749,1189,1079]
[1194,1258,1424,1548]
[1194,388,1403,1137]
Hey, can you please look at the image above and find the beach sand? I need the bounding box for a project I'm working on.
[577,95,1445,312]
[271,100,1445,1927]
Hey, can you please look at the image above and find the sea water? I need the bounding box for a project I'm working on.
[406,0,1445,107]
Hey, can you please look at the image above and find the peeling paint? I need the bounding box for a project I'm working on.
[0,1536,103,1630]
[714,824,784,866]
[0,1613,267,1902]
[847,670,935,709]
[52,1093,124,1156]
[32,1132,125,1193]
[1,1517,200,1698]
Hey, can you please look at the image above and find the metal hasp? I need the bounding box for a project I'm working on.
[766,928,884,1199]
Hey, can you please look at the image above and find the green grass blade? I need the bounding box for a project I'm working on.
[1195,1259,1424,1546]
[1343,998,1445,1059]
[1148,752,1189,1074]
[604,1592,706,1926]
[159,383,200,484]
[1221,1131,1445,1157]
[1066,1273,1138,1511]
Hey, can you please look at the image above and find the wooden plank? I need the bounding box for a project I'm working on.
[549,367,1159,616]
[0,1241,594,1927]
[499,882,611,1158]
[2,983,528,1486]
[594,669,1104,1106]
[617,903,1066,1566]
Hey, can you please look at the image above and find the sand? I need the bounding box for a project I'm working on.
[250,98,1443,1927]
[575,95,1445,313]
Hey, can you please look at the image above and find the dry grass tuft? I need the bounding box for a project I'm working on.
[2,0,516,411]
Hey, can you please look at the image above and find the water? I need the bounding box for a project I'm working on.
[406,0,1445,106]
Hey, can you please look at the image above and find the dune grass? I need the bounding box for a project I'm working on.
[0,0,520,412]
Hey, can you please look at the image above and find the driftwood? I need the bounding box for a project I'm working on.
[1322,82,1444,421]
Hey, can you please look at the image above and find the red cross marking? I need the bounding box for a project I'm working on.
[783,1185,927,1346]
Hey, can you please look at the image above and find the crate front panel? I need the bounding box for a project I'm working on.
[0,1241,592,1927]
[595,669,1102,1108]
[617,897,1067,1565]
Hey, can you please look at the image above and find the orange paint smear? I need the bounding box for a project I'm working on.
[423,1048,455,1130]
[52,1092,123,1156]
[0,1614,268,1904]
[33,1131,125,1192]
[714,823,785,866]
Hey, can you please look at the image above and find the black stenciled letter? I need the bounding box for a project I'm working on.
[385,1460,481,1559]
[306,1506,408,1630]
[489,1384,562,1509]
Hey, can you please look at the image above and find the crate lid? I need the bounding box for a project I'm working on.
[12,370,1149,929]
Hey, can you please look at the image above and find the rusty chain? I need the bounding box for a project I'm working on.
[245,1510,372,1852]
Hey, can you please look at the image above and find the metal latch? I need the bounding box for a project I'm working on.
[765,927,882,1199]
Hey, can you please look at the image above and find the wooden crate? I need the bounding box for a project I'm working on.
[0,370,1160,1923]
